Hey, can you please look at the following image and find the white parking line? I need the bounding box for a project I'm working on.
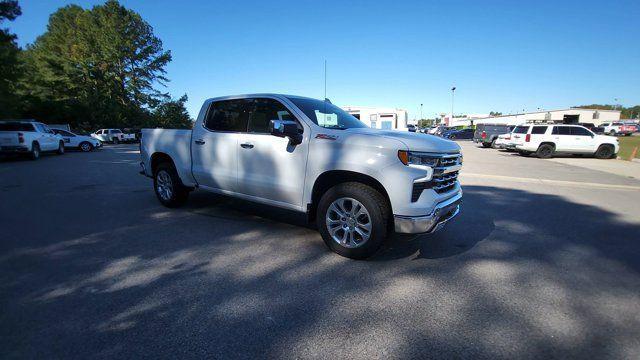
[460,172,640,191]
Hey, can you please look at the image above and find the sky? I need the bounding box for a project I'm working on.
[7,0,640,119]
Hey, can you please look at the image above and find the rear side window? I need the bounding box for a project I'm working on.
[552,126,572,135]
[513,126,529,134]
[531,126,548,134]
[248,98,296,133]
[205,99,251,132]
[0,123,35,131]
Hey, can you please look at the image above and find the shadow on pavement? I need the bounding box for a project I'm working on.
[1,185,639,358]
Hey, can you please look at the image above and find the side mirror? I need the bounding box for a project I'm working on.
[269,120,302,145]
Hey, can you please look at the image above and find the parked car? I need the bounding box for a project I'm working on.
[407,124,417,132]
[52,129,102,152]
[580,123,604,134]
[140,94,463,259]
[511,124,618,159]
[91,129,137,144]
[601,122,635,136]
[494,131,516,150]
[473,124,514,148]
[443,128,475,140]
[0,120,65,160]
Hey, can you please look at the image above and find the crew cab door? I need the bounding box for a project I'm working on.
[237,98,308,209]
[570,126,596,152]
[191,99,249,192]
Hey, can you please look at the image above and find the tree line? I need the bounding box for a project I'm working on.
[0,0,192,132]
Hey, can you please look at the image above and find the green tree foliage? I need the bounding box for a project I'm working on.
[0,0,21,118]
[489,111,502,116]
[149,94,193,129]
[19,0,190,130]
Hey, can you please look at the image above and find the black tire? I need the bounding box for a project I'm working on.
[608,130,616,136]
[153,162,189,207]
[316,182,389,259]
[112,137,119,144]
[594,144,614,159]
[449,135,456,140]
[56,141,65,155]
[536,144,555,159]
[79,141,93,152]
[481,142,492,148]
[30,142,40,160]
[490,139,497,148]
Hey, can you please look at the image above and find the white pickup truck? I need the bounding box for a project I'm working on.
[91,129,137,144]
[0,120,65,160]
[140,94,463,259]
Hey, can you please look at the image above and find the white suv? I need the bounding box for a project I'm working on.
[512,124,619,159]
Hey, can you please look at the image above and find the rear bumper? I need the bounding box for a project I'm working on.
[0,145,29,153]
[394,192,462,234]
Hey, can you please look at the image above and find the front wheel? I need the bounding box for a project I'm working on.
[112,137,119,144]
[317,182,389,259]
[594,144,615,159]
[153,162,189,207]
[608,130,616,136]
[79,142,93,152]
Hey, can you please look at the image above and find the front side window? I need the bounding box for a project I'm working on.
[287,97,368,129]
[513,126,529,134]
[571,127,592,136]
[204,99,251,132]
[248,98,296,133]
[531,126,548,134]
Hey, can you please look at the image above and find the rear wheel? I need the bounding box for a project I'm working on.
[56,141,65,155]
[594,144,614,159]
[536,144,555,159]
[30,142,40,160]
[79,142,93,152]
[153,162,189,207]
[317,182,389,259]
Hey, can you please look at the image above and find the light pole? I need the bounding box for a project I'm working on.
[420,103,423,121]
[451,87,456,119]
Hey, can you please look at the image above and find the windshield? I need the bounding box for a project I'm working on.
[287,97,368,129]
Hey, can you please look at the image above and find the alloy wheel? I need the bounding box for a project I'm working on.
[156,170,173,201]
[326,197,372,248]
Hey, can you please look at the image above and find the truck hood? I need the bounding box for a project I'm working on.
[346,128,461,153]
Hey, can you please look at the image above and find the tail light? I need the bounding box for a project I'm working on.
[525,134,531,142]
[481,131,486,139]
[18,132,24,143]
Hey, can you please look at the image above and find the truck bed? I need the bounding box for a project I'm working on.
[140,129,195,186]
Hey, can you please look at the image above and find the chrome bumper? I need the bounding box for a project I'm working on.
[394,192,462,234]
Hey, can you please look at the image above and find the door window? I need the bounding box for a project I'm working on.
[552,126,572,135]
[204,99,251,132]
[571,127,592,136]
[248,98,296,133]
[531,126,548,134]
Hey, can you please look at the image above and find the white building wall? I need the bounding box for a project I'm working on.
[474,109,620,126]
[342,106,409,130]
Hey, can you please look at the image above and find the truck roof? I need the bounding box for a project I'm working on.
[204,93,320,103]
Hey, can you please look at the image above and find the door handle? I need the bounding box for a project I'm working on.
[240,143,254,149]
[194,139,205,145]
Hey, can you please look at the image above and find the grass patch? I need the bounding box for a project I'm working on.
[617,135,640,160]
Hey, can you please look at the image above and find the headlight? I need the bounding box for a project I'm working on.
[397,151,440,167]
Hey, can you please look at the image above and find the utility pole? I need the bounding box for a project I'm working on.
[420,103,423,121]
[451,87,456,119]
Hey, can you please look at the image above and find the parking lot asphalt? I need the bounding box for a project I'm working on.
[1,143,640,359]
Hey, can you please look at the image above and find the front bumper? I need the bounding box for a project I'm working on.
[394,192,462,234]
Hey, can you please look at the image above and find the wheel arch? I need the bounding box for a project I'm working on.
[538,141,556,150]
[308,170,391,222]
[150,152,175,175]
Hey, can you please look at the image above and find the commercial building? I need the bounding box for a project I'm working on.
[342,106,409,130]
[472,108,621,126]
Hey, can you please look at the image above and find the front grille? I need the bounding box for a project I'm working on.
[411,154,461,202]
